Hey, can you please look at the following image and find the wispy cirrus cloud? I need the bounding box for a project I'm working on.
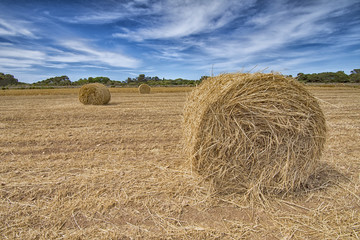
[52,40,140,68]
[109,0,359,76]
[0,17,38,38]
[113,0,256,40]
[0,0,359,83]
[198,0,356,58]
[0,38,140,70]
[0,43,46,70]
[55,0,159,24]
[0,1,141,76]
[0,45,45,60]
[148,0,359,74]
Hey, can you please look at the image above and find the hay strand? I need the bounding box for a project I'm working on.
[78,83,111,105]
[139,84,151,94]
[183,73,327,196]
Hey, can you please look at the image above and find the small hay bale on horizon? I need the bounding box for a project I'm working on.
[183,73,327,196]
[78,83,111,105]
[138,84,151,94]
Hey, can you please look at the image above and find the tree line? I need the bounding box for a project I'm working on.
[125,74,201,86]
[0,73,21,86]
[1,73,202,87]
[33,74,202,86]
[33,76,113,86]
[1,69,359,88]
[297,69,360,83]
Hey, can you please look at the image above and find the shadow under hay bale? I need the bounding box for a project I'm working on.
[183,73,327,197]
[138,84,151,94]
[301,162,346,193]
[78,83,111,105]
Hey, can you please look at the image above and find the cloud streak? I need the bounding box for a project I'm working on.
[0,0,359,82]
[143,0,359,75]
[113,0,256,40]
[0,40,140,72]
[196,1,356,58]
[51,40,140,68]
[0,18,37,38]
[110,0,360,76]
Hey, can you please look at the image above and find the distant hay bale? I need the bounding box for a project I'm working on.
[78,83,111,105]
[138,84,151,94]
[183,73,326,195]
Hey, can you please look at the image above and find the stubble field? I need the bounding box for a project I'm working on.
[1,86,359,239]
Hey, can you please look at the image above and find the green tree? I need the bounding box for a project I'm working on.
[297,73,307,82]
[94,77,110,84]
[200,76,209,82]
[334,71,349,83]
[72,76,113,85]
[137,74,145,82]
[152,76,160,81]
[351,69,360,74]
[296,71,350,83]
[0,73,18,86]
[33,76,70,86]
[349,69,360,83]
[126,77,133,84]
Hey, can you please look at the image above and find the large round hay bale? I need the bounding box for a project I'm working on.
[138,84,151,94]
[78,83,111,105]
[183,73,326,195]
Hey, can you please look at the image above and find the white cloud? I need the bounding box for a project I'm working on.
[190,0,358,63]
[0,57,40,69]
[53,40,140,68]
[0,18,37,38]
[111,0,358,75]
[1,0,358,82]
[0,38,140,70]
[113,0,256,40]
[144,0,358,77]
[0,46,45,60]
[0,44,46,69]
[59,0,159,24]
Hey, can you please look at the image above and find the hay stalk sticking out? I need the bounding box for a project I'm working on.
[139,84,151,94]
[183,73,326,196]
[78,83,111,105]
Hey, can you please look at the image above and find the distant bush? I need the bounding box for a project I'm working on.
[349,69,360,83]
[73,76,111,85]
[0,73,19,86]
[34,76,71,86]
[3,69,359,87]
[296,70,359,83]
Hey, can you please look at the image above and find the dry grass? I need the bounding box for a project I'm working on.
[183,73,326,198]
[0,86,193,96]
[0,87,359,239]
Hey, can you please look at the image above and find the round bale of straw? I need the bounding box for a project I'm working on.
[78,83,111,105]
[138,84,151,94]
[183,73,326,195]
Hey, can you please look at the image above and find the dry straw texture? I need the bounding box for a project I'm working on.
[183,73,327,197]
[78,83,111,105]
[1,87,360,238]
[138,83,151,94]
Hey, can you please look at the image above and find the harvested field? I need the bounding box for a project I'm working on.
[0,86,359,239]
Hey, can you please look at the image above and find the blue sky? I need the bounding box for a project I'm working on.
[0,0,359,83]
